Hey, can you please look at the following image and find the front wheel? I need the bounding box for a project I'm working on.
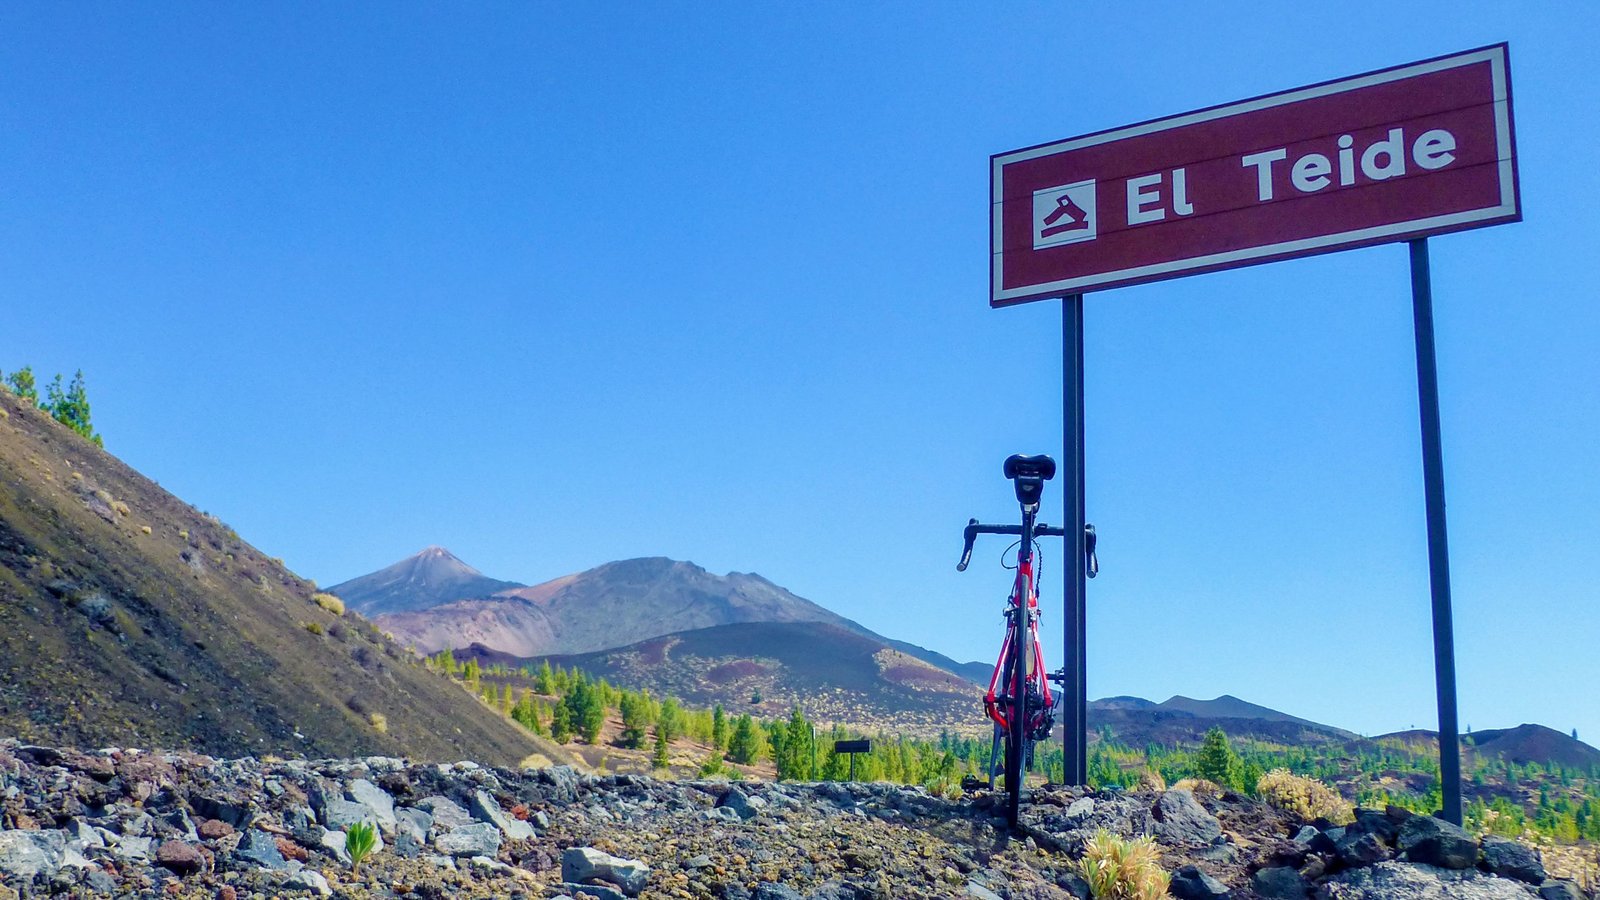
[1004,618,1033,826]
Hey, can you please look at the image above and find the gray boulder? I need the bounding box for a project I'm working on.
[433,822,501,858]
[283,868,332,897]
[540,765,583,803]
[1169,864,1230,899]
[234,829,290,871]
[1251,866,1308,898]
[470,789,534,841]
[562,846,651,897]
[345,779,398,833]
[718,788,760,820]
[1330,861,1537,899]
[1479,836,1544,884]
[1151,790,1223,846]
[752,884,805,900]
[0,829,66,879]
[416,796,473,830]
[395,807,433,844]
[321,797,378,831]
[318,829,351,865]
[1538,881,1586,900]
[1336,830,1392,868]
[1397,815,1478,869]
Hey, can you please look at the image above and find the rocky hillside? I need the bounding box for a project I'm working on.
[465,621,980,733]
[326,547,523,617]
[0,740,1593,899]
[0,391,567,767]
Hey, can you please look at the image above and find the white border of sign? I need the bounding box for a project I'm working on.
[991,44,1517,304]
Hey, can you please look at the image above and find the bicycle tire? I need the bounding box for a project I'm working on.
[987,723,1003,790]
[1004,608,1031,826]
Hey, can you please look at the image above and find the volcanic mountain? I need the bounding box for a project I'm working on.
[1379,723,1600,770]
[460,620,982,732]
[1084,695,1355,747]
[364,554,989,682]
[327,545,523,616]
[0,390,569,766]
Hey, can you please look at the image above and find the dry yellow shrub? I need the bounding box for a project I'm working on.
[369,712,388,734]
[1171,778,1223,798]
[1137,769,1167,792]
[312,593,345,616]
[1076,829,1171,899]
[1255,769,1354,825]
[111,500,130,517]
[139,525,152,535]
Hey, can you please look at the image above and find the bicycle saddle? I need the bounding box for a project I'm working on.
[1003,454,1056,481]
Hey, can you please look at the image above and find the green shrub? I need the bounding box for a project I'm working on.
[1256,768,1354,825]
[1076,829,1171,900]
[303,621,324,636]
[345,820,378,876]
[313,592,345,615]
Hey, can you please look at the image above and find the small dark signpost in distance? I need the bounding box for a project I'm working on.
[834,739,872,780]
[989,44,1519,825]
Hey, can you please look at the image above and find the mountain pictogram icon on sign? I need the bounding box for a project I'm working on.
[1032,180,1097,249]
[1040,193,1090,237]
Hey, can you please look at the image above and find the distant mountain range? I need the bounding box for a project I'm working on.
[335,549,989,682]
[0,390,567,766]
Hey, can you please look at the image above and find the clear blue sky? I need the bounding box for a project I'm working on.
[4,3,1595,744]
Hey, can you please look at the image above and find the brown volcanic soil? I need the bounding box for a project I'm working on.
[0,391,572,767]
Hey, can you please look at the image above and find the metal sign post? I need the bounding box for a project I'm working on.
[833,739,872,781]
[1063,294,1089,786]
[1409,237,1463,825]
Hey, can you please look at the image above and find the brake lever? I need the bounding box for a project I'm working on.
[956,518,978,572]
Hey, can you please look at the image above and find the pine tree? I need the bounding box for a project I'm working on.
[41,371,101,446]
[1195,726,1243,790]
[712,704,728,751]
[551,702,573,743]
[535,661,556,695]
[659,697,683,742]
[3,366,37,405]
[652,726,670,771]
[619,693,650,749]
[574,682,605,744]
[778,707,814,781]
[728,714,760,765]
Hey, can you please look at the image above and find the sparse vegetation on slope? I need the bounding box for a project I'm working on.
[0,389,569,765]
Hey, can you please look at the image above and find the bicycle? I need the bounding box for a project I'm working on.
[958,454,1097,826]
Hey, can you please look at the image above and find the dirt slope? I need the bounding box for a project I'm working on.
[0,391,572,767]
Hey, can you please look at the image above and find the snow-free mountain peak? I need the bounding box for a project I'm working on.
[327,546,525,616]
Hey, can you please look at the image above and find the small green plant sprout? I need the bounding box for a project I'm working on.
[1076,829,1171,900]
[345,819,378,876]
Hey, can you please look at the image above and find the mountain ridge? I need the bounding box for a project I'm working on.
[359,552,990,683]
